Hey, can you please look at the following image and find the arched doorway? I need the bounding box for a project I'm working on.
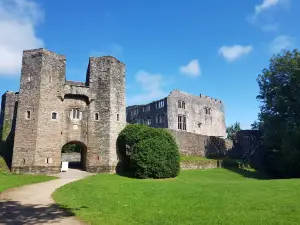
[61,141,87,170]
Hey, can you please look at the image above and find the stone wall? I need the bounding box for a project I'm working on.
[61,153,81,162]
[180,161,220,170]
[6,48,126,174]
[167,90,226,137]
[169,129,233,157]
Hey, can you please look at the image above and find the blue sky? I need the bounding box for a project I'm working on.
[0,0,299,128]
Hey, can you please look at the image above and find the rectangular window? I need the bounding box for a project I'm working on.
[183,116,186,130]
[147,118,151,125]
[156,100,164,108]
[182,101,186,109]
[52,112,57,120]
[95,113,99,121]
[72,109,76,119]
[117,113,119,121]
[205,107,211,115]
[178,115,186,131]
[178,101,182,108]
[26,111,31,119]
[71,109,82,120]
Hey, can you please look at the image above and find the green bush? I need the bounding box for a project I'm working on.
[117,124,180,179]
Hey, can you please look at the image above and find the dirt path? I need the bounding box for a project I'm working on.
[0,169,93,225]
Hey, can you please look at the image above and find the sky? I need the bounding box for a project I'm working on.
[0,0,299,129]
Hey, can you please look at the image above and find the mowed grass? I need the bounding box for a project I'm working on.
[53,168,300,225]
[0,157,56,193]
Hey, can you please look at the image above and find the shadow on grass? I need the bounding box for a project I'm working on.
[223,166,270,180]
[0,200,88,225]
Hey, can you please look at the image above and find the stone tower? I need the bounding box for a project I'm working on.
[3,48,126,174]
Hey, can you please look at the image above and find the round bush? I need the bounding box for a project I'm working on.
[117,124,180,178]
[131,137,180,179]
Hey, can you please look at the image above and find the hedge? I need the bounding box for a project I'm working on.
[117,124,180,179]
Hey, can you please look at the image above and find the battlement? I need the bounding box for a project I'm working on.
[199,94,222,104]
[23,48,66,61]
[169,89,223,105]
[89,55,125,65]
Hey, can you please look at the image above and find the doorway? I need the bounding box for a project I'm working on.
[61,141,87,170]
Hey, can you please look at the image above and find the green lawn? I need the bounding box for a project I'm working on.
[53,168,300,225]
[0,157,56,193]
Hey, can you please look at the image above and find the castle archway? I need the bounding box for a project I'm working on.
[61,141,87,170]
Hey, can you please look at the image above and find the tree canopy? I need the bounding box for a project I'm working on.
[256,49,300,178]
[226,122,241,140]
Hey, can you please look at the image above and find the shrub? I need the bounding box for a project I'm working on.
[117,124,180,179]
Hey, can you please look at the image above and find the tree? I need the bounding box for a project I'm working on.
[251,121,260,130]
[256,49,300,178]
[226,122,241,140]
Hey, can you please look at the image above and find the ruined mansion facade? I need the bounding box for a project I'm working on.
[126,90,227,138]
[0,48,126,174]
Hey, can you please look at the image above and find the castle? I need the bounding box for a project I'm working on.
[126,90,226,138]
[0,48,126,174]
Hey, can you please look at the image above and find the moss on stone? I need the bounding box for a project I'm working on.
[2,120,12,141]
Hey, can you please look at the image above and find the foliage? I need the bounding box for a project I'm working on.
[117,124,180,179]
[131,137,180,179]
[256,49,300,178]
[62,144,82,153]
[226,121,241,140]
[250,121,260,130]
[1,120,12,141]
[53,169,300,225]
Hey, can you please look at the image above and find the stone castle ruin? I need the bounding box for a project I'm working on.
[0,48,126,174]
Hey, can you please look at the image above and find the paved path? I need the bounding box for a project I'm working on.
[0,169,94,225]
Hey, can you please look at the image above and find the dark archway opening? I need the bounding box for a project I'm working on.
[61,141,87,171]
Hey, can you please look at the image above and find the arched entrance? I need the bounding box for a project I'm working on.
[61,141,87,170]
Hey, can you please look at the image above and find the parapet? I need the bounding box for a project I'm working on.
[89,55,125,65]
[169,89,223,105]
[23,48,66,61]
[199,94,222,104]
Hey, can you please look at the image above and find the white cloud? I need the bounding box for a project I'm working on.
[248,0,289,31]
[218,45,253,62]
[270,35,294,54]
[255,0,280,15]
[0,0,44,76]
[179,60,201,77]
[127,70,168,106]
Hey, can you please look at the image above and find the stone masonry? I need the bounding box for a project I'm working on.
[126,89,226,137]
[0,48,126,174]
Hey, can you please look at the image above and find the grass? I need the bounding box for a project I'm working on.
[0,157,56,193]
[180,155,218,163]
[53,168,300,225]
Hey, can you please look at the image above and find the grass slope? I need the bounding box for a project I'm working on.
[53,169,300,225]
[0,157,56,193]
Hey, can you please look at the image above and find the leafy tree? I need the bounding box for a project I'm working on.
[256,49,300,178]
[250,121,260,130]
[226,122,241,140]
